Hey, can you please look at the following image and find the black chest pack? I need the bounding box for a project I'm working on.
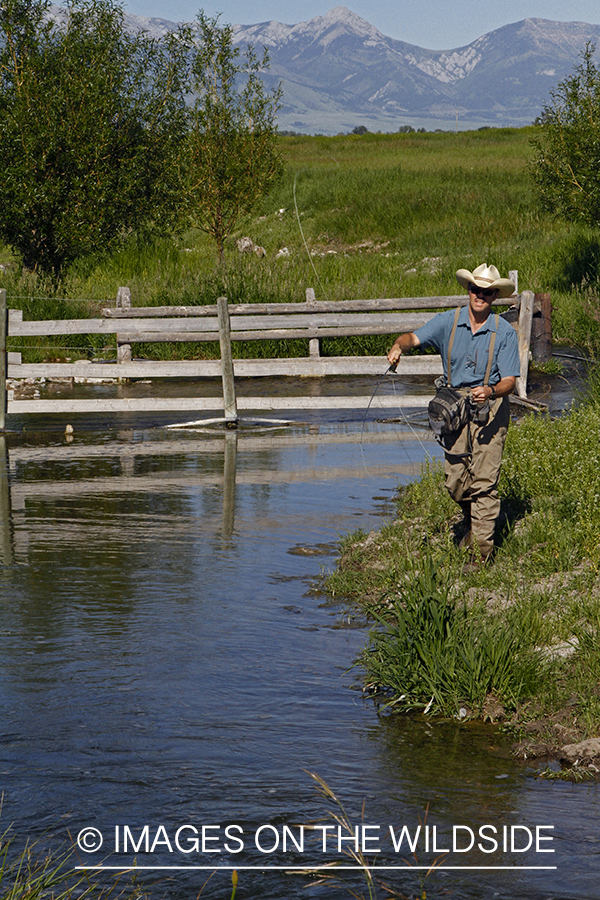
[427,307,499,447]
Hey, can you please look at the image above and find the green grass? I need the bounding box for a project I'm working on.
[0,835,149,900]
[359,552,542,717]
[327,393,600,734]
[3,126,600,360]
[501,403,600,561]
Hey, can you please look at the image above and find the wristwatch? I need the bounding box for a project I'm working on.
[489,386,496,401]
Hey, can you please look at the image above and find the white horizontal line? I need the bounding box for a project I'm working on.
[74,865,557,871]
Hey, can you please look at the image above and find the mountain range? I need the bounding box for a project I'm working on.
[124,6,600,133]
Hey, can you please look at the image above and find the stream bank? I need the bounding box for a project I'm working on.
[325,364,600,781]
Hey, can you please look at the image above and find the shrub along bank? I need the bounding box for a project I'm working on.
[326,390,600,776]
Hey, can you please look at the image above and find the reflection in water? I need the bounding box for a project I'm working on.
[223,431,237,539]
[0,420,597,900]
[0,436,13,566]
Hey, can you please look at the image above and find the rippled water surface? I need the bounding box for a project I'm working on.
[0,397,598,899]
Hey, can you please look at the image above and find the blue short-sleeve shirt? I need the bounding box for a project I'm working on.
[414,306,520,388]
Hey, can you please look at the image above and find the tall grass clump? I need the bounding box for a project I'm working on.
[359,554,542,717]
[0,835,148,900]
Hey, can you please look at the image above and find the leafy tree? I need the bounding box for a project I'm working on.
[531,44,600,226]
[182,12,284,264]
[0,0,190,276]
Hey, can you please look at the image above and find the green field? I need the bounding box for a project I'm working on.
[0,127,600,359]
[2,126,600,356]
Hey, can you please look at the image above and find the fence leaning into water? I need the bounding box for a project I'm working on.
[0,275,544,427]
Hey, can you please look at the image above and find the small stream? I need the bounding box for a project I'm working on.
[0,373,597,900]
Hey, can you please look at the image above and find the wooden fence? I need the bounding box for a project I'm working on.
[0,278,538,426]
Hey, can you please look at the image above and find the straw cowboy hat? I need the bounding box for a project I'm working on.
[455,263,515,299]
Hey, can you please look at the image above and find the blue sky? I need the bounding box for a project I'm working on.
[122,0,600,48]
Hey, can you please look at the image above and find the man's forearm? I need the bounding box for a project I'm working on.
[387,332,421,366]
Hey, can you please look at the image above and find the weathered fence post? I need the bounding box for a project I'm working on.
[306,287,320,358]
[116,286,131,309]
[217,296,238,426]
[116,287,132,365]
[531,293,552,363]
[0,289,6,432]
[516,289,534,399]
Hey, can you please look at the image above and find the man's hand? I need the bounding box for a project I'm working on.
[387,346,402,367]
[470,384,492,403]
[387,332,420,368]
[471,375,516,403]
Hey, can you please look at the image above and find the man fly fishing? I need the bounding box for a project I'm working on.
[387,264,520,569]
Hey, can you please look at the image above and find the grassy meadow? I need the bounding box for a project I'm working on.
[3,125,600,358]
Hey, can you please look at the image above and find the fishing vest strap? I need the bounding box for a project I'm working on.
[483,314,499,387]
[446,306,461,388]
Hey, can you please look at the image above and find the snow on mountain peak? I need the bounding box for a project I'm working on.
[233,5,382,49]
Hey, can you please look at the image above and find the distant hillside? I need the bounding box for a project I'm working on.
[233,7,600,132]
[66,5,600,133]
